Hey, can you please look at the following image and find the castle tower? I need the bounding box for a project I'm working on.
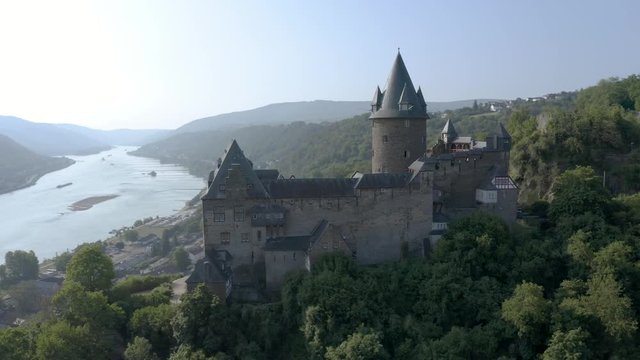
[370,52,429,173]
[441,119,457,145]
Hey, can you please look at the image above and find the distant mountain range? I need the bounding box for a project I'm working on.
[0,134,75,194]
[0,116,170,156]
[176,99,502,133]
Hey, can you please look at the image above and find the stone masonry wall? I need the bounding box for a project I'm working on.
[372,118,427,173]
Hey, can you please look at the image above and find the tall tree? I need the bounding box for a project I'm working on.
[548,166,611,221]
[65,244,114,292]
[3,250,39,282]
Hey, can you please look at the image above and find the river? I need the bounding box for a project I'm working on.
[0,146,205,261]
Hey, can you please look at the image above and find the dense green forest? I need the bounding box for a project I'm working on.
[3,165,640,359]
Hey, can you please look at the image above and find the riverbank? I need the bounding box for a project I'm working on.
[0,157,75,196]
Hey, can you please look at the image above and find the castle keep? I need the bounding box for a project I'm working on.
[187,53,518,301]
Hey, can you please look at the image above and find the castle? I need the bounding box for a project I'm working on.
[187,53,518,301]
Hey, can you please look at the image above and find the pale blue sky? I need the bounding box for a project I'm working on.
[0,0,638,130]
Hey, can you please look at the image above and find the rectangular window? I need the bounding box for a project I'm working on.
[383,135,388,143]
[220,232,230,244]
[257,230,262,241]
[241,233,249,242]
[213,207,225,222]
[234,207,244,222]
[422,135,426,144]
[405,119,410,127]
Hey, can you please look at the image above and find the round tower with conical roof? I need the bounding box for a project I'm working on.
[370,52,429,173]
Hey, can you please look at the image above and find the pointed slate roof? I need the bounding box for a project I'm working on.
[498,123,511,139]
[202,140,269,199]
[370,52,427,120]
[441,119,457,138]
[371,86,383,110]
[416,87,427,110]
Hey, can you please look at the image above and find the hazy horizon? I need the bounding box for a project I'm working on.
[1,0,638,130]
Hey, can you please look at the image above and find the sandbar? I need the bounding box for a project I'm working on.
[69,195,119,211]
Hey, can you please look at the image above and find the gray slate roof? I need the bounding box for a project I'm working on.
[186,256,230,284]
[264,235,311,251]
[354,173,409,189]
[264,178,357,198]
[265,219,329,252]
[370,52,428,120]
[498,123,511,139]
[202,140,269,199]
[255,169,280,182]
[442,119,457,137]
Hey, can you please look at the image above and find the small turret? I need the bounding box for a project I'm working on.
[371,86,383,112]
[441,119,457,144]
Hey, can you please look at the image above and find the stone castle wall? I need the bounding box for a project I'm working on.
[371,118,427,173]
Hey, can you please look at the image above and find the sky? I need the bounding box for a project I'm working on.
[0,0,638,130]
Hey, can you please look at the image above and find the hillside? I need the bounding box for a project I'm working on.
[507,76,640,202]
[0,134,75,194]
[175,99,501,133]
[57,124,171,146]
[133,114,372,178]
[0,116,110,156]
[132,109,512,179]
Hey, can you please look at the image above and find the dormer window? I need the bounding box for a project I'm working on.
[218,184,226,192]
[399,103,413,111]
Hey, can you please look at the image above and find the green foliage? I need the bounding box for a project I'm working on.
[548,166,611,221]
[111,275,178,301]
[168,345,212,360]
[125,229,140,242]
[35,321,112,360]
[172,247,190,271]
[51,281,124,330]
[2,250,39,284]
[508,75,640,201]
[542,328,591,360]
[130,304,176,358]
[65,244,115,292]
[0,327,36,360]
[172,284,221,352]
[8,280,46,315]
[54,251,73,272]
[502,282,550,337]
[431,212,513,281]
[325,331,388,360]
[125,336,160,360]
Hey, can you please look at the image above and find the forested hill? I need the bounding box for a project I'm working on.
[132,114,373,178]
[0,134,74,194]
[507,75,640,202]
